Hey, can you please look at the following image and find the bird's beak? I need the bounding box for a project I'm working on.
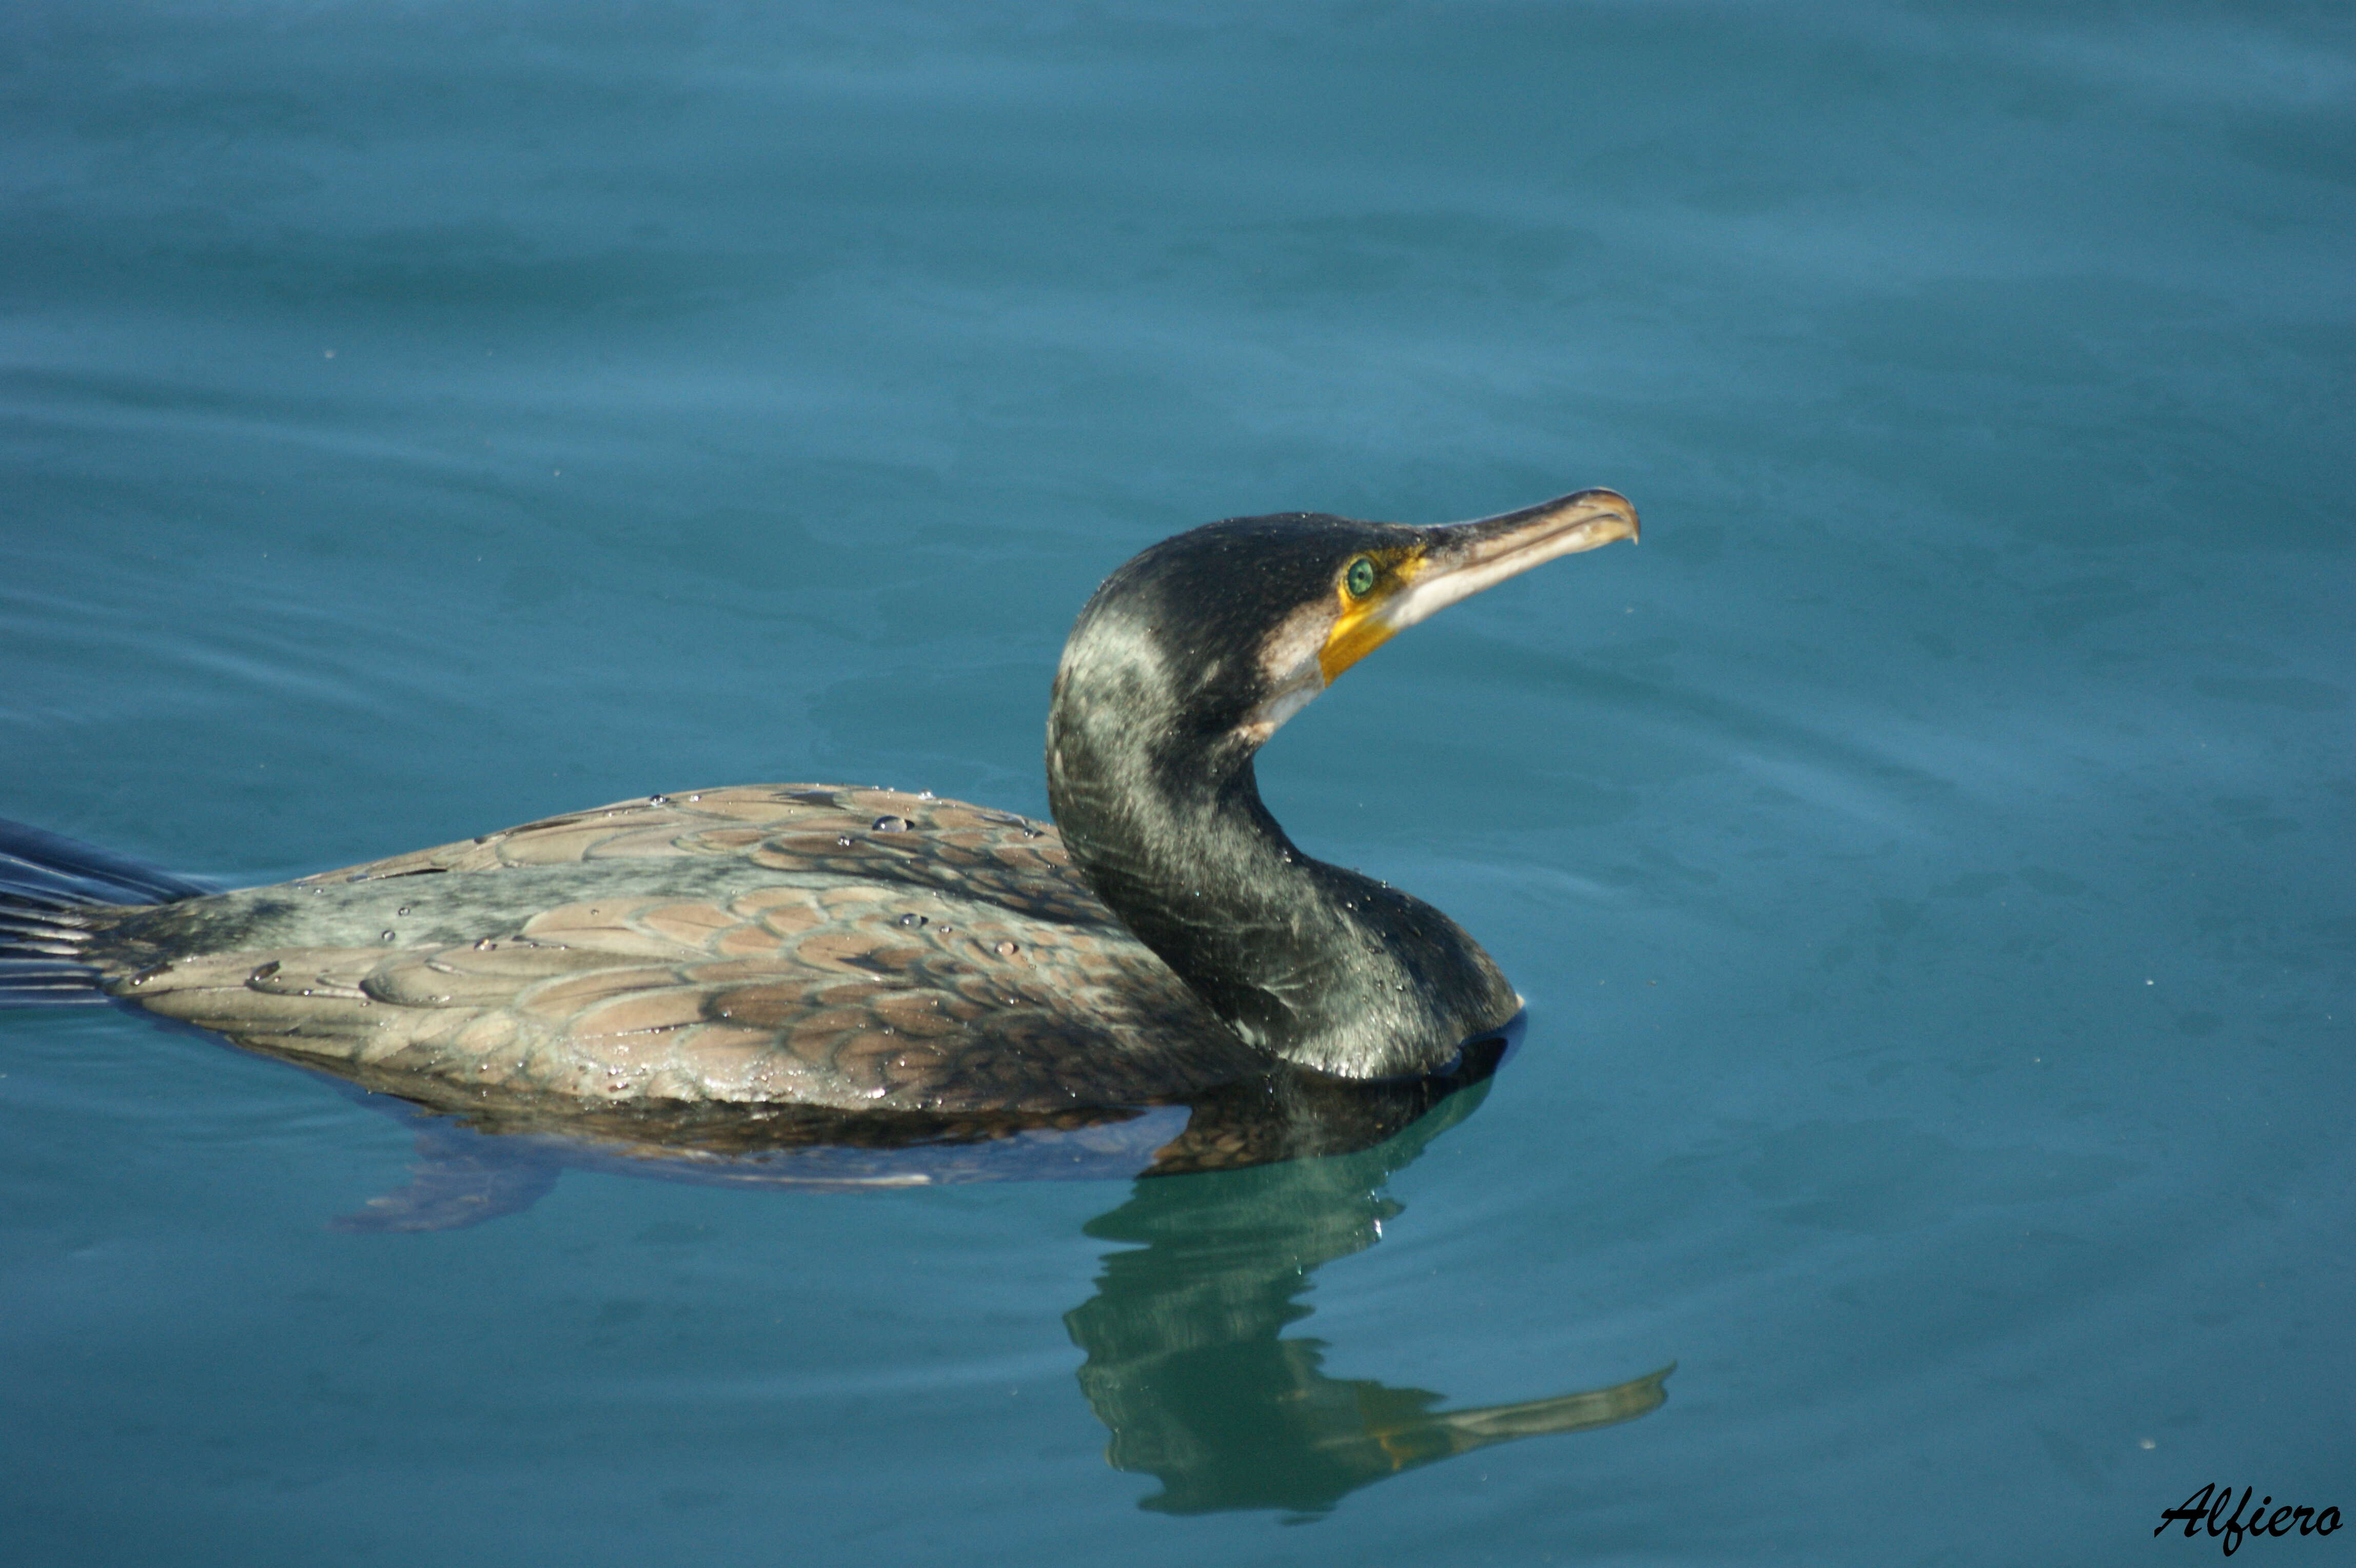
[1319,488,1639,681]
[1400,487,1639,624]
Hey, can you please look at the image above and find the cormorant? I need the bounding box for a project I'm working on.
[0,490,1636,1133]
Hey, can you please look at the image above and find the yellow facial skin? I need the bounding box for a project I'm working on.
[1318,547,1428,683]
[1246,488,1632,746]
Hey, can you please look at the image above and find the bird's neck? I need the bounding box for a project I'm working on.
[1046,713,1516,1079]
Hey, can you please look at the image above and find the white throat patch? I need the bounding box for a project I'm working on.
[1235,599,1335,746]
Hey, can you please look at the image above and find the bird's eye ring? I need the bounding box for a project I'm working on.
[1344,557,1377,598]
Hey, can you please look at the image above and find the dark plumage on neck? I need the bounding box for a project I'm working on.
[1044,513,1520,1079]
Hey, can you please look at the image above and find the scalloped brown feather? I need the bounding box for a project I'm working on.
[90,786,1265,1118]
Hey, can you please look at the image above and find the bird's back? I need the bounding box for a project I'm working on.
[86,786,1264,1118]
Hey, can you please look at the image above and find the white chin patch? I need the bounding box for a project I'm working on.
[1236,668,1325,745]
[1236,600,1337,745]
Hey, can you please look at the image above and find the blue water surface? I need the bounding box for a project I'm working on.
[2,3,2349,1564]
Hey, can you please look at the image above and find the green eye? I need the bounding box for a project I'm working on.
[1344,557,1377,598]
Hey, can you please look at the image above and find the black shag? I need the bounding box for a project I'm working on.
[0,491,1636,1131]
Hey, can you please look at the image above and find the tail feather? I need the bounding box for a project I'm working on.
[0,909,93,953]
[0,819,210,1005]
[0,957,117,1005]
[0,819,211,908]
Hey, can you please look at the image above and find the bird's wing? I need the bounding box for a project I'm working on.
[311,783,1109,927]
[117,788,1254,1115]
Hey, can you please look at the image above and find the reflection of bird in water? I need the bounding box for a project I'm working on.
[0,491,1636,1176]
[312,1028,1525,1229]
[1066,1083,1673,1515]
